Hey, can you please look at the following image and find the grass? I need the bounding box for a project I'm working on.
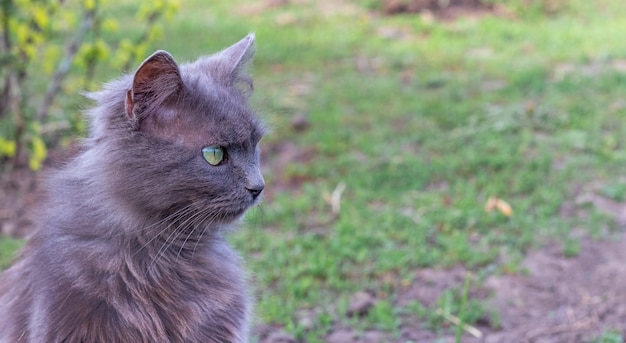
[4,0,626,341]
[592,331,624,343]
[226,0,626,339]
[0,236,23,270]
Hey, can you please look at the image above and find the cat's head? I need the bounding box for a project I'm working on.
[89,34,265,227]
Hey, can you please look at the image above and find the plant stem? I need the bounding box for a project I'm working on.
[36,6,96,122]
[455,273,472,343]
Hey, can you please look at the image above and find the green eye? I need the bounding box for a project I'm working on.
[202,146,224,165]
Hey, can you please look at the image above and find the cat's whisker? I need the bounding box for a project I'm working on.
[190,210,226,260]
[142,205,196,234]
[132,205,196,257]
[241,204,265,247]
[179,207,224,261]
[175,208,212,261]
[136,206,199,261]
[151,207,209,266]
[190,212,213,261]
[124,204,192,239]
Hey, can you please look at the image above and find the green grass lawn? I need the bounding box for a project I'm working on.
[3,0,626,341]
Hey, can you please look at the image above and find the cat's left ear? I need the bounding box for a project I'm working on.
[206,33,256,89]
[126,50,183,123]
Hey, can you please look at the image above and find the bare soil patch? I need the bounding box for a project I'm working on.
[393,233,626,343]
[0,167,39,237]
[381,0,498,20]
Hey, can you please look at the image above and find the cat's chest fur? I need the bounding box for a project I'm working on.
[0,34,263,343]
[25,232,250,343]
[51,232,246,342]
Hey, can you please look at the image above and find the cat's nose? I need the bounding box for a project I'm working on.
[246,184,264,200]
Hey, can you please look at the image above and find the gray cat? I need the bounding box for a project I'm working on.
[0,34,264,343]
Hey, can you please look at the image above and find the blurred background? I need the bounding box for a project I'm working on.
[2,0,626,342]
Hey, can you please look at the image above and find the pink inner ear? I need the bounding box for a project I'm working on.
[132,51,181,96]
[125,89,135,119]
[128,51,183,123]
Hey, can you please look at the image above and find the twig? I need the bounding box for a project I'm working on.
[523,317,598,343]
[36,7,96,121]
[40,121,71,134]
[435,308,483,339]
[7,72,24,167]
[0,0,13,120]
[310,182,346,228]
[330,182,346,215]
[122,12,160,71]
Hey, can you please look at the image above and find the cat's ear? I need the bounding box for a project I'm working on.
[125,50,183,123]
[205,33,256,89]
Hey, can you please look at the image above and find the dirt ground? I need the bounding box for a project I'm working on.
[381,0,497,20]
[313,229,626,343]
[0,167,40,238]
[398,235,626,343]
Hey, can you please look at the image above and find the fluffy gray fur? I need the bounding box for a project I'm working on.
[0,34,264,343]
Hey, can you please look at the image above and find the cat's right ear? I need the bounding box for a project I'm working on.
[126,50,183,125]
